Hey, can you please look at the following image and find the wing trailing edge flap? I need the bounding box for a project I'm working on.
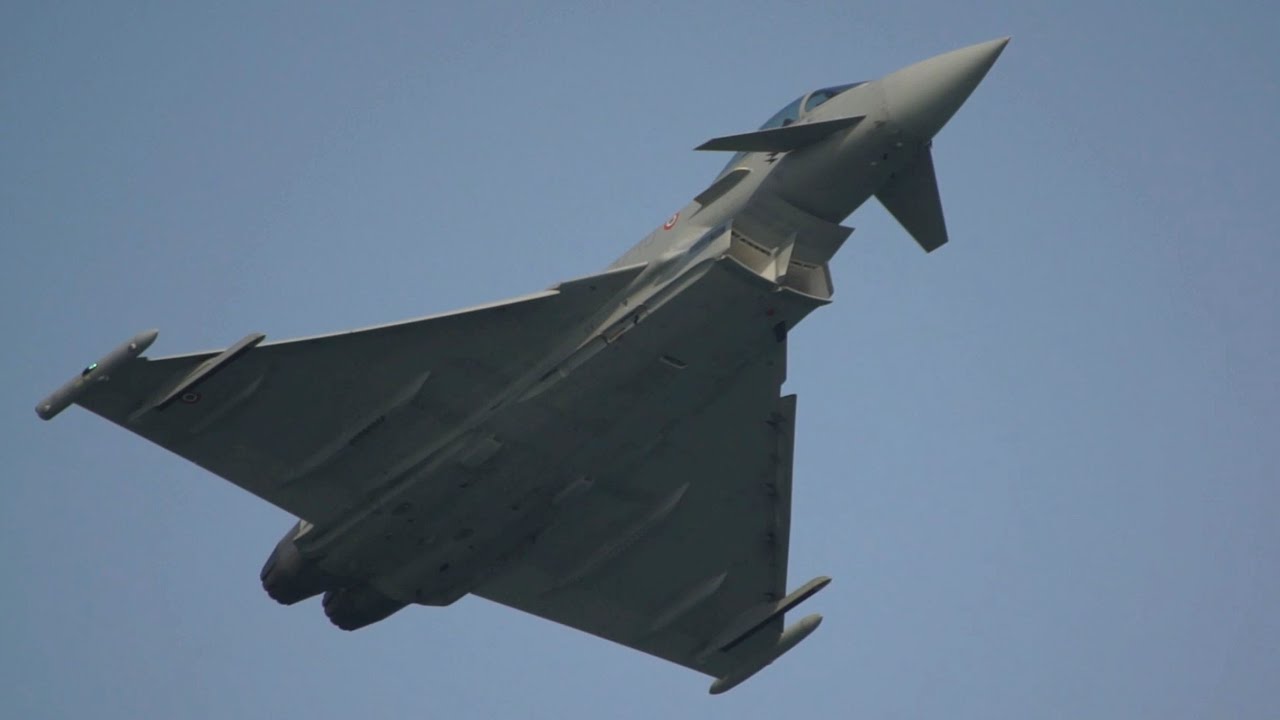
[875,146,950,252]
[695,115,865,153]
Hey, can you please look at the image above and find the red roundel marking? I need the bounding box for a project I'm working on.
[663,212,679,231]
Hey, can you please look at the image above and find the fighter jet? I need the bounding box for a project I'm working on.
[36,38,1008,693]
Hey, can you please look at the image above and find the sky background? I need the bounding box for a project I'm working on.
[2,1,1277,718]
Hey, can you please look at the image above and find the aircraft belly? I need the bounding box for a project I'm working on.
[322,258,824,606]
[493,257,817,484]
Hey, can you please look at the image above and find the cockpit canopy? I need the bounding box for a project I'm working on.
[756,82,864,131]
[717,82,865,176]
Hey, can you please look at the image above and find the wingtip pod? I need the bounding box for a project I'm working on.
[708,613,824,695]
[35,329,159,420]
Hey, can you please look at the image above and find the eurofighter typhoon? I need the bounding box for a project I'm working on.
[37,39,1008,693]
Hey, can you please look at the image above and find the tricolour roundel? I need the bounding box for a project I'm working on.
[663,212,679,231]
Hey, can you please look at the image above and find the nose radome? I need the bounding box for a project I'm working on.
[880,37,1009,140]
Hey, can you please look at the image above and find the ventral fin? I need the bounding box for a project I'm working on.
[875,147,949,252]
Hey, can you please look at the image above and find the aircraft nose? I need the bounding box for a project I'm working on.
[880,37,1009,140]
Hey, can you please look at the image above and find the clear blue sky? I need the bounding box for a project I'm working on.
[3,2,1277,718]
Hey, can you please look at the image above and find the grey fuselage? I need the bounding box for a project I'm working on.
[263,38,1009,629]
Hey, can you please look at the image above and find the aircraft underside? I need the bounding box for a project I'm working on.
[284,244,833,632]
[36,36,1009,693]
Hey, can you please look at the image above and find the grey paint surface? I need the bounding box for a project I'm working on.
[29,38,1007,687]
[3,2,1278,718]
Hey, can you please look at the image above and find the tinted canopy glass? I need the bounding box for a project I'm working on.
[757,96,804,131]
[803,82,864,112]
[756,82,865,132]
[718,82,867,176]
